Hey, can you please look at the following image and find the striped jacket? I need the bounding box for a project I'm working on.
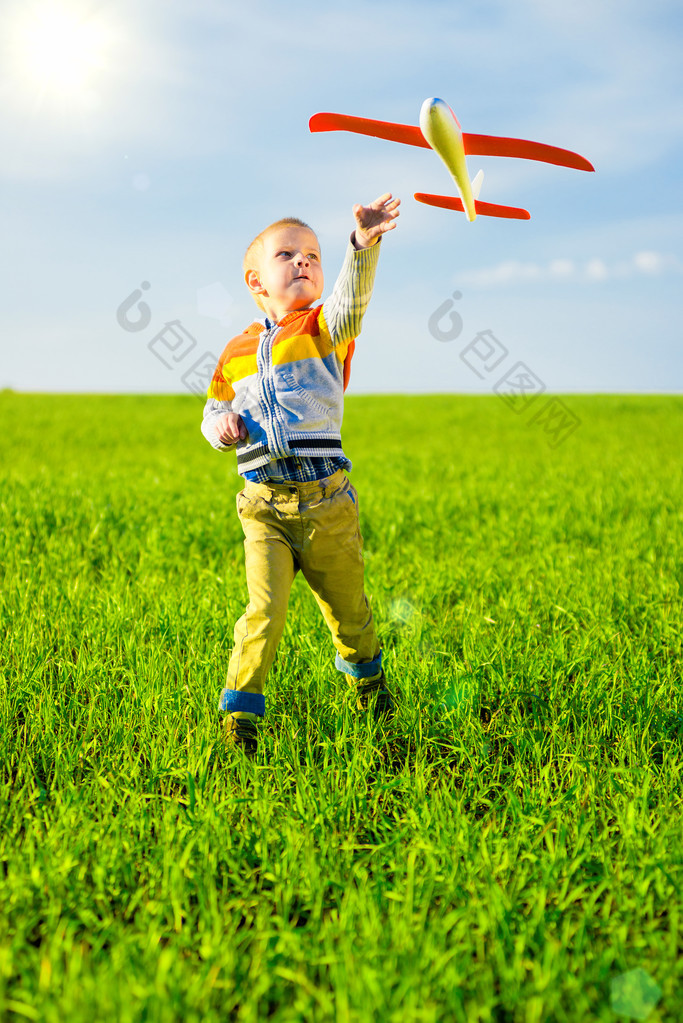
[202,239,380,475]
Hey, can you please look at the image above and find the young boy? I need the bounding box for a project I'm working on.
[201,193,400,754]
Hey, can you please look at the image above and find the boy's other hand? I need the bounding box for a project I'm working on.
[215,412,247,446]
[353,193,401,249]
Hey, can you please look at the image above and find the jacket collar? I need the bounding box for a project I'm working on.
[261,305,321,331]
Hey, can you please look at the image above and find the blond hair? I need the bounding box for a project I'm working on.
[243,217,318,310]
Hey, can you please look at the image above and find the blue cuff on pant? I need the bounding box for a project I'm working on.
[335,652,382,679]
[219,689,266,716]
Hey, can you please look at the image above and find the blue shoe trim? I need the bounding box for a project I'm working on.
[335,652,382,679]
[219,689,266,716]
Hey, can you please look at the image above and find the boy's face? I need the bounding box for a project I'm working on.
[246,225,323,322]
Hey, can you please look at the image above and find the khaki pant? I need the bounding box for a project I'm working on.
[218,469,381,718]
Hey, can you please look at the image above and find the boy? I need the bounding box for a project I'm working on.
[202,193,400,754]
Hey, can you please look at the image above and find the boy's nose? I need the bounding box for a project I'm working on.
[295,252,309,266]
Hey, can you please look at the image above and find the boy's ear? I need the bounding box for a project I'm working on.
[245,268,265,297]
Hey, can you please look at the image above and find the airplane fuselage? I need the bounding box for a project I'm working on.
[419,97,477,221]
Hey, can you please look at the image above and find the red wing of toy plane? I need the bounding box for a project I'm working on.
[413,193,531,220]
[309,107,594,221]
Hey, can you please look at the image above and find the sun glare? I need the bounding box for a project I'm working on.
[15,1,112,100]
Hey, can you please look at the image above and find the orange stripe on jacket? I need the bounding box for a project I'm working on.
[207,306,355,403]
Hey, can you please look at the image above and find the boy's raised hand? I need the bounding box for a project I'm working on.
[353,192,401,249]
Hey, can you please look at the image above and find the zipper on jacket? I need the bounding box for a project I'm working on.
[256,323,290,458]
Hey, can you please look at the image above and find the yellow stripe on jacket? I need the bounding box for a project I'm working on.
[207,306,355,403]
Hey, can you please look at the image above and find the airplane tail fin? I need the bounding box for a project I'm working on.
[414,192,531,220]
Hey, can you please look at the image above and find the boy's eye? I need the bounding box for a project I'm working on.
[275,249,319,261]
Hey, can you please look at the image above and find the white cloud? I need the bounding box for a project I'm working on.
[458,250,683,287]
[585,258,608,282]
[633,250,666,274]
[549,258,575,278]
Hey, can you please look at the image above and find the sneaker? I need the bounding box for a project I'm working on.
[223,714,259,756]
[356,671,394,720]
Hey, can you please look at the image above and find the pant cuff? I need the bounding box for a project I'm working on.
[334,652,382,679]
[219,689,266,716]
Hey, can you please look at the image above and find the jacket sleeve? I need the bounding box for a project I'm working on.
[322,236,381,347]
[201,397,236,452]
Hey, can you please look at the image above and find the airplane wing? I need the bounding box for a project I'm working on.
[309,112,594,172]
[309,112,430,149]
[463,134,594,172]
[414,193,531,220]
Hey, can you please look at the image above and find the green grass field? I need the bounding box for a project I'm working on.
[1,392,681,1022]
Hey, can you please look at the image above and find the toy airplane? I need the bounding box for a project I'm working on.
[310,97,594,221]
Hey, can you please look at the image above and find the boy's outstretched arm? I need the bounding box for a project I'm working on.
[353,192,400,249]
[323,191,401,345]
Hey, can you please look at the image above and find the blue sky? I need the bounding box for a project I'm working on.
[1,0,682,395]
